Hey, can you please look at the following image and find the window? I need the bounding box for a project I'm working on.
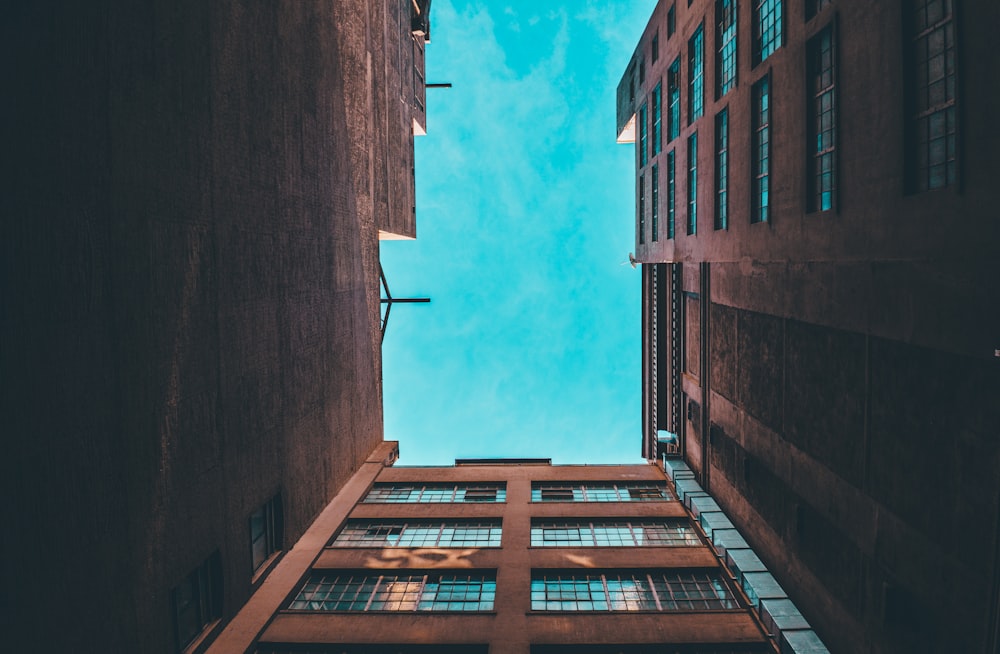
[531,482,672,502]
[639,104,648,167]
[753,0,783,64]
[290,572,496,612]
[667,58,681,141]
[717,0,738,97]
[531,519,701,547]
[668,4,676,37]
[171,552,222,652]
[688,25,704,124]
[639,59,646,86]
[652,83,662,156]
[908,0,957,191]
[651,165,660,242]
[687,132,698,235]
[330,520,502,548]
[652,31,660,63]
[752,75,770,223]
[250,494,283,574]
[807,25,836,211]
[667,150,676,239]
[530,570,737,611]
[715,108,729,229]
[639,174,646,245]
[261,648,487,654]
[362,483,506,503]
[806,0,832,21]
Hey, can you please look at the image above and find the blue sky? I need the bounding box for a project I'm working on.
[380,0,657,465]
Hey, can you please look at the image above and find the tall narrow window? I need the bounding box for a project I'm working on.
[250,494,283,574]
[668,5,676,36]
[717,0,737,97]
[652,83,663,156]
[687,132,698,235]
[652,31,660,63]
[667,58,681,141]
[652,165,660,241]
[639,104,648,168]
[639,174,646,244]
[172,552,223,652]
[688,25,704,124]
[667,150,676,239]
[908,0,957,191]
[807,25,836,212]
[753,0,783,64]
[752,75,771,223]
[715,108,729,229]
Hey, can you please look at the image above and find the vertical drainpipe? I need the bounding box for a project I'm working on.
[671,263,684,461]
[700,261,711,491]
[641,264,652,460]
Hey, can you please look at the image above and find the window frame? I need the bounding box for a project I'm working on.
[688,24,705,124]
[530,570,739,612]
[330,520,503,549]
[290,572,497,613]
[666,150,676,239]
[716,0,738,98]
[250,493,283,575]
[531,482,672,503]
[715,107,729,229]
[362,483,507,504]
[753,0,784,66]
[639,103,649,168]
[639,173,646,245]
[905,0,959,192]
[652,82,663,157]
[806,22,837,213]
[530,519,703,548]
[651,164,660,242]
[171,552,223,653]
[667,57,682,141]
[751,74,771,224]
[687,131,698,235]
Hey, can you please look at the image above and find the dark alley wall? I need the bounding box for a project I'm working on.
[1,1,423,650]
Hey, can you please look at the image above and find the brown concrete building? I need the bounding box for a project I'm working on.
[2,1,429,652]
[212,450,788,653]
[617,1,1000,653]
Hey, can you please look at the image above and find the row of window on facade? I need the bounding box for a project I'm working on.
[361,481,671,503]
[288,569,738,613]
[634,0,957,245]
[328,518,703,548]
[171,493,283,652]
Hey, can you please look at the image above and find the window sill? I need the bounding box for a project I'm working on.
[251,550,284,587]
[181,618,223,654]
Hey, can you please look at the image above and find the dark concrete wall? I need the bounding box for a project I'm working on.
[1,1,422,651]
